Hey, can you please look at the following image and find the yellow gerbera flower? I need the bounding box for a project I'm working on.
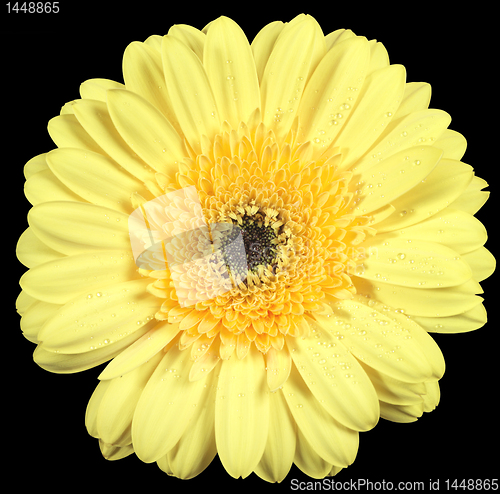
[16,14,495,482]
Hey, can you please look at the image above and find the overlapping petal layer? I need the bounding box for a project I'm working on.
[17,14,494,483]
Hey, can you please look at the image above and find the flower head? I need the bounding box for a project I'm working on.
[17,15,495,481]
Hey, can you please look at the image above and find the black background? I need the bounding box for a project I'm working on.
[5,2,497,490]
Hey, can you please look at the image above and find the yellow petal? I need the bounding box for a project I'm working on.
[167,24,205,61]
[178,308,204,331]
[298,36,370,148]
[34,326,149,374]
[60,101,77,115]
[25,169,85,206]
[286,324,379,431]
[189,337,220,381]
[38,278,158,354]
[16,290,36,316]
[144,34,162,51]
[251,21,284,84]
[336,64,406,169]
[265,345,292,391]
[393,82,431,118]
[390,308,445,379]
[449,175,489,215]
[79,78,125,101]
[215,347,269,478]
[433,128,467,160]
[352,146,442,215]
[358,237,472,288]
[462,247,496,282]
[16,228,64,268]
[324,28,355,50]
[165,364,219,479]
[28,202,131,255]
[366,204,396,226]
[132,344,210,463]
[106,89,186,177]
[254,390,296,483]
[48,113,103,152]
[320,299,442,382]
[98,322,181,380]
[72,99,156,182]
[23,153,47,179]
[412,303,487,334]
[380,400,423,423]
[260,15,326,143]
[156,454,173,475]
[354,277,483,317]
[375,159,473,232]
[359,362,427,405]
[282,364,360,467]
[353,109,451,176]
[294,429,334,479]
[96,353,162,446]
[422,381,440,412]
[197,310,221,334]
[122,41,180,132]
[367,40,390,74]
[387,209,487,254]
[161,35,220,153]
[86,379,109,438]
[21,299,60,343]
[20,250,137,304]
[99,440,134,461]
[47,148,144,214]
[204,16,260,128]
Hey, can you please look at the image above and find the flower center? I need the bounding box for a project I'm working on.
[220,214,281,280]
[143,115,375,355]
